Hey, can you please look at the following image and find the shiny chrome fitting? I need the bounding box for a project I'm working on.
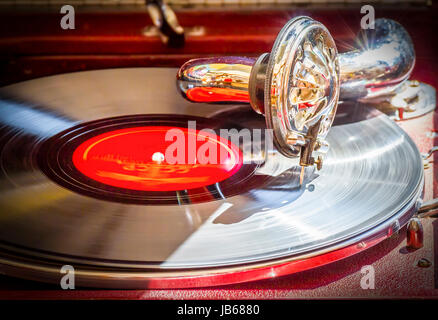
[177,17,416,168]
[407,217,424,250]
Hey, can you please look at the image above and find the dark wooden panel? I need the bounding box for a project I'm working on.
[0,6,436,85]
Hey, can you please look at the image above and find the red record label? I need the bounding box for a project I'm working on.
[72,126,243,191]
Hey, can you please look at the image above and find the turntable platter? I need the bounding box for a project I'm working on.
[0,68,423,287]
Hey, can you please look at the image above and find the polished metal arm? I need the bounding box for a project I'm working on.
[177,56,256,105]
[177,18,415,113]
[339,18,415,100]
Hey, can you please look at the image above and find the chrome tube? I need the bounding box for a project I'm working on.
[339,18,415,100]
[176,56,255,104]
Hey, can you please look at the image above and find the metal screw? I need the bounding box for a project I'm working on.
[417,258,432,268]
[314,156,323,171]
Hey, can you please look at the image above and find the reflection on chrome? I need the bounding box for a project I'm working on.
[339,18,415,101]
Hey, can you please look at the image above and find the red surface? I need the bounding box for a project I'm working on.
[186,87,250,103]
[72,126,242,191]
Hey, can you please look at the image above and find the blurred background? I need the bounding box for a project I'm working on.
[0,0,436,88]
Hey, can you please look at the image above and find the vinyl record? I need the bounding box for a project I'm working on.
[0,68,424,288]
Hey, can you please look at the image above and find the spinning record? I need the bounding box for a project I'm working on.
[0,68,424,288]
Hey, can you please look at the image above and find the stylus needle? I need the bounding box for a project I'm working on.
[299,166,305,186]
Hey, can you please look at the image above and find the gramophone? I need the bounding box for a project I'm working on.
[0,4,436,291]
